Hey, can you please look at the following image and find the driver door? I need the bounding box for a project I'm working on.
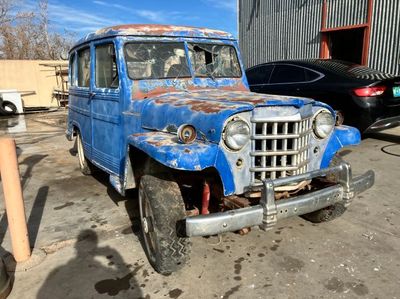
[90,41,121,174]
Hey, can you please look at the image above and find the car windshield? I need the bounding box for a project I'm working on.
[125,42,191,80]
[124,42,242,80]
[187,43,241,78]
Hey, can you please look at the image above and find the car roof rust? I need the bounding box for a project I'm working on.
[73,24,236,47]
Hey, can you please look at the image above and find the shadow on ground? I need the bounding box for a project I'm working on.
[67,140,146,270]
[366,131,400,144]
[90,171,144,255]
[36,229,143,298]
[366,131,400,157]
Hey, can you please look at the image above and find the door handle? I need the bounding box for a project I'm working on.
[89,92,96,99]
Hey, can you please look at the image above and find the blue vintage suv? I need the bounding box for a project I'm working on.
[66,25,374,274]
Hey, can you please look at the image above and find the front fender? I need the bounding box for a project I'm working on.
[127,132,235,194]
[321,125,361,168]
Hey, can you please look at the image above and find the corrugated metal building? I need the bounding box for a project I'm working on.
[238,0,400,75]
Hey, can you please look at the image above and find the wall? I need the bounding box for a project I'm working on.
[326,0,368,28]
[239,0,323,68]
[369,0,400,74]
[238,0,400,75]
[0,60,67,108]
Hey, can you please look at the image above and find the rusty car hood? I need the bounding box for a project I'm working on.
[141,89,316,143]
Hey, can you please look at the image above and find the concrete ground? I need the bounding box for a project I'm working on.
[0,111,399,299]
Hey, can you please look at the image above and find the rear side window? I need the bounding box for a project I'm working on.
[78,48,90,87]
[69,53,76,87]
[95,44,119,88]
[270,65,306,83]
[246,65,274,85]
[305,69,320,81]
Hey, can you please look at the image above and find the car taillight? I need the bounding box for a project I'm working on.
[353,86,386,97]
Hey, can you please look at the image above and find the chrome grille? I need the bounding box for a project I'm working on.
[250,117,313,185]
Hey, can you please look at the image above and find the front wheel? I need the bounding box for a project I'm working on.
[301,154,347,223]
[139,174,190,274]
[301,202,347,223]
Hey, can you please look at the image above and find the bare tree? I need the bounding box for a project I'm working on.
[0,0,16,25]
[0,0,75,60]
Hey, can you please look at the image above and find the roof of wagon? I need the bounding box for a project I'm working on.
[74,24,236,46]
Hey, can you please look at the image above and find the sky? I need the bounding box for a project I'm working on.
[20,0,238,38]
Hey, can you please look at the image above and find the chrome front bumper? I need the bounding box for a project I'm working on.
[185,162,374,237]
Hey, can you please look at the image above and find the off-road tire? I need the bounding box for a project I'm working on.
[139,174,190,274]
[0,100,17,116]
[76,131,94,175]
[301,202,347,223]
[301,154,347,223]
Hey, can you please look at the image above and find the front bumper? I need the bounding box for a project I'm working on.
[185,162,374,237]
[366,115,400,132]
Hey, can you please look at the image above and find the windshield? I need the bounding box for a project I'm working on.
[125,42,191,79]
[124,42,241,80]
[188,43,241,78]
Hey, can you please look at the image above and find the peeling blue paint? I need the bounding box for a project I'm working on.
[321,125,361,168]
[140,90,330,144]
[66,24,361,196]
[127,132,236,195]
[73,24,236,49]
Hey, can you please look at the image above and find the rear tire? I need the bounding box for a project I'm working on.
[139,174,190,274]
[76,131,93,175]
[301,154,347,223]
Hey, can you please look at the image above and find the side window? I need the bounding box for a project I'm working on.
[95,44,119,88]
[69,53,76,87]
[77,48,90,87]
[270,65,306,84]
[305,69,321,81]
[246,65,274,85]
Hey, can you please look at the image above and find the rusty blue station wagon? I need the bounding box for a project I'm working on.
[66,24,374,274]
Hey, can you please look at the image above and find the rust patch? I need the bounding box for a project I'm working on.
[132,86,181,100]
[146,140,164,147]
[174,100,237,113]
[131,132,180,147]
[96,24,233,38]
[146,138,176,147]
[131,82,248,100]
[147,89,277,113]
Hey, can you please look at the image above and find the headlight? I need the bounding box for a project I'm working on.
[223,118,250,151]
[313,110,335,139]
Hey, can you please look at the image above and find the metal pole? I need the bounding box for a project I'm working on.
[0,138,31,262]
